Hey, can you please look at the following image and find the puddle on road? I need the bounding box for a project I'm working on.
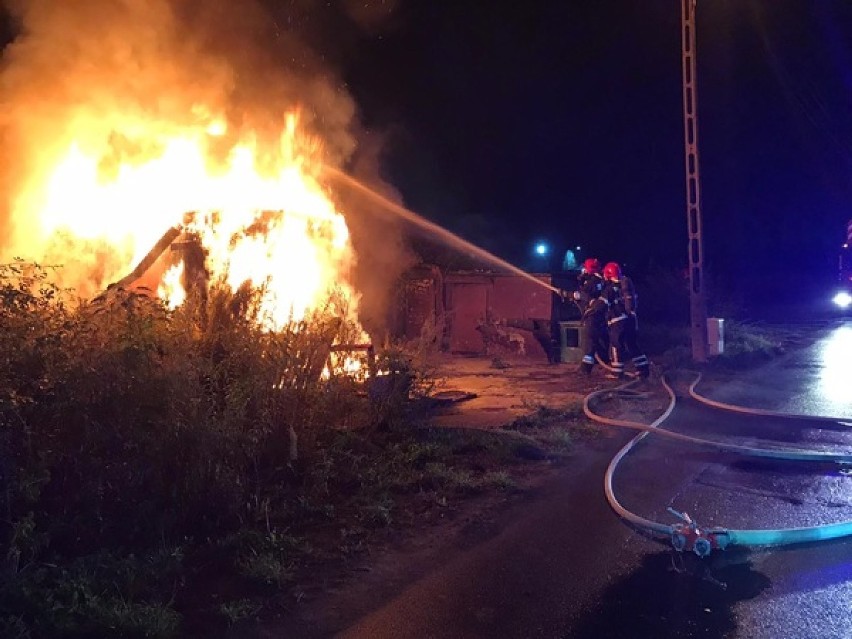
[566,551,769,638]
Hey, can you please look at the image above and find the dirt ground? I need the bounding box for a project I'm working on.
[427,354,618,429]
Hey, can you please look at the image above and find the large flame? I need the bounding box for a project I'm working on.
[8,109,360,328]
[0,0,380,339]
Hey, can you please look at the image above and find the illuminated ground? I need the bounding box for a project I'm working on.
[262,321,852,639]
[427,355,607,429]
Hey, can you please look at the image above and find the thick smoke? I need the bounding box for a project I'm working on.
[338,130,417,342]
[0,0,413,332]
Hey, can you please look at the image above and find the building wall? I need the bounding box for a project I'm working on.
[397,267,554,359]
[395,265,443,342]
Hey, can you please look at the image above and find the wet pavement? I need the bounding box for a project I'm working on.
[282,320,852,639]
[695,321,852,421]
[657,320,852,638]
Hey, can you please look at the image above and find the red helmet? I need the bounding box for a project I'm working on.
[603,261,621,280]
[582,258,601,274]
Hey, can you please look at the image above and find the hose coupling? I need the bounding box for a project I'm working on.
[667,507,730,557]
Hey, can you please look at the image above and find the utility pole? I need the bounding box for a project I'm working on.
[681,0,708,362]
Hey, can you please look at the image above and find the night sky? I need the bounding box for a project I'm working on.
[3,1,852,311]
[333,0,852,309]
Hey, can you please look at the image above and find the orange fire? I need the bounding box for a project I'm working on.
[7,110,361,330]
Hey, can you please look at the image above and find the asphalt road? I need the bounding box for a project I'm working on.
[279,320,852,639]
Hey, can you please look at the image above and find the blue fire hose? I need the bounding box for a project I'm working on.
[586,373,852,555]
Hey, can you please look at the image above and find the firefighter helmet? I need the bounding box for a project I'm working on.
[582,258,601,274]
[603,261,621,280]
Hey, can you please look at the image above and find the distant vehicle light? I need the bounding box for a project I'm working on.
[833,291,852,309]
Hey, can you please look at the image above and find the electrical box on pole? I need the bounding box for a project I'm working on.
[681,0,708,362]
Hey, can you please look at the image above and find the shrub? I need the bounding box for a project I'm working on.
[0,263,512,636]
[0,550,183,639]
[710,320,784,368]
[218,598,262,626]
[0,263,372,634]
[1,264,371,549]
[367,315,443,431]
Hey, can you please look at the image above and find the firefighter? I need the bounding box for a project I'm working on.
[574,258,601,309]
[602,261,650,379]
[575,258,609,374]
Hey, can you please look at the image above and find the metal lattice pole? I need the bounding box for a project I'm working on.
[682,0,708,362]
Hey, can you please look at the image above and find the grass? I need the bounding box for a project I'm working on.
[481,471,518,490]
[503,401,596,449]
[507,401,584,430]
[237,552,296,587]
[0,552,184,639]
[164,424,539,633]
[539,428,575,452]
[638,318,803,371]
[218,599,263,626]
[707,320,789,368]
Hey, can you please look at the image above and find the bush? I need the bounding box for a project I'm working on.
[367,315,443,431]
[0,263,371,634]
[0,267,361,554]
[710,320,785,368]
[0,551,183,639]
[0,263,505,637]
[640,318,790,370]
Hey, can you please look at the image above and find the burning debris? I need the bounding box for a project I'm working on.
[110,225,182,291]
[7,104,364,332]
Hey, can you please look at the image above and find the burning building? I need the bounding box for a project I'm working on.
[0,0,411,339]
[0,0,567,368]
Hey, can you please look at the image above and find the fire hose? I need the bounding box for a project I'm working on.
[585,373,852,557]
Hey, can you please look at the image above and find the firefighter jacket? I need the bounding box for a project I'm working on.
[604,275,638,324]
[575,272,604,311]
[576,272,608,323]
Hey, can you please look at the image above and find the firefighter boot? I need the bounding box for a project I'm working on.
[605,361,625,380]
[633,355,650,379]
